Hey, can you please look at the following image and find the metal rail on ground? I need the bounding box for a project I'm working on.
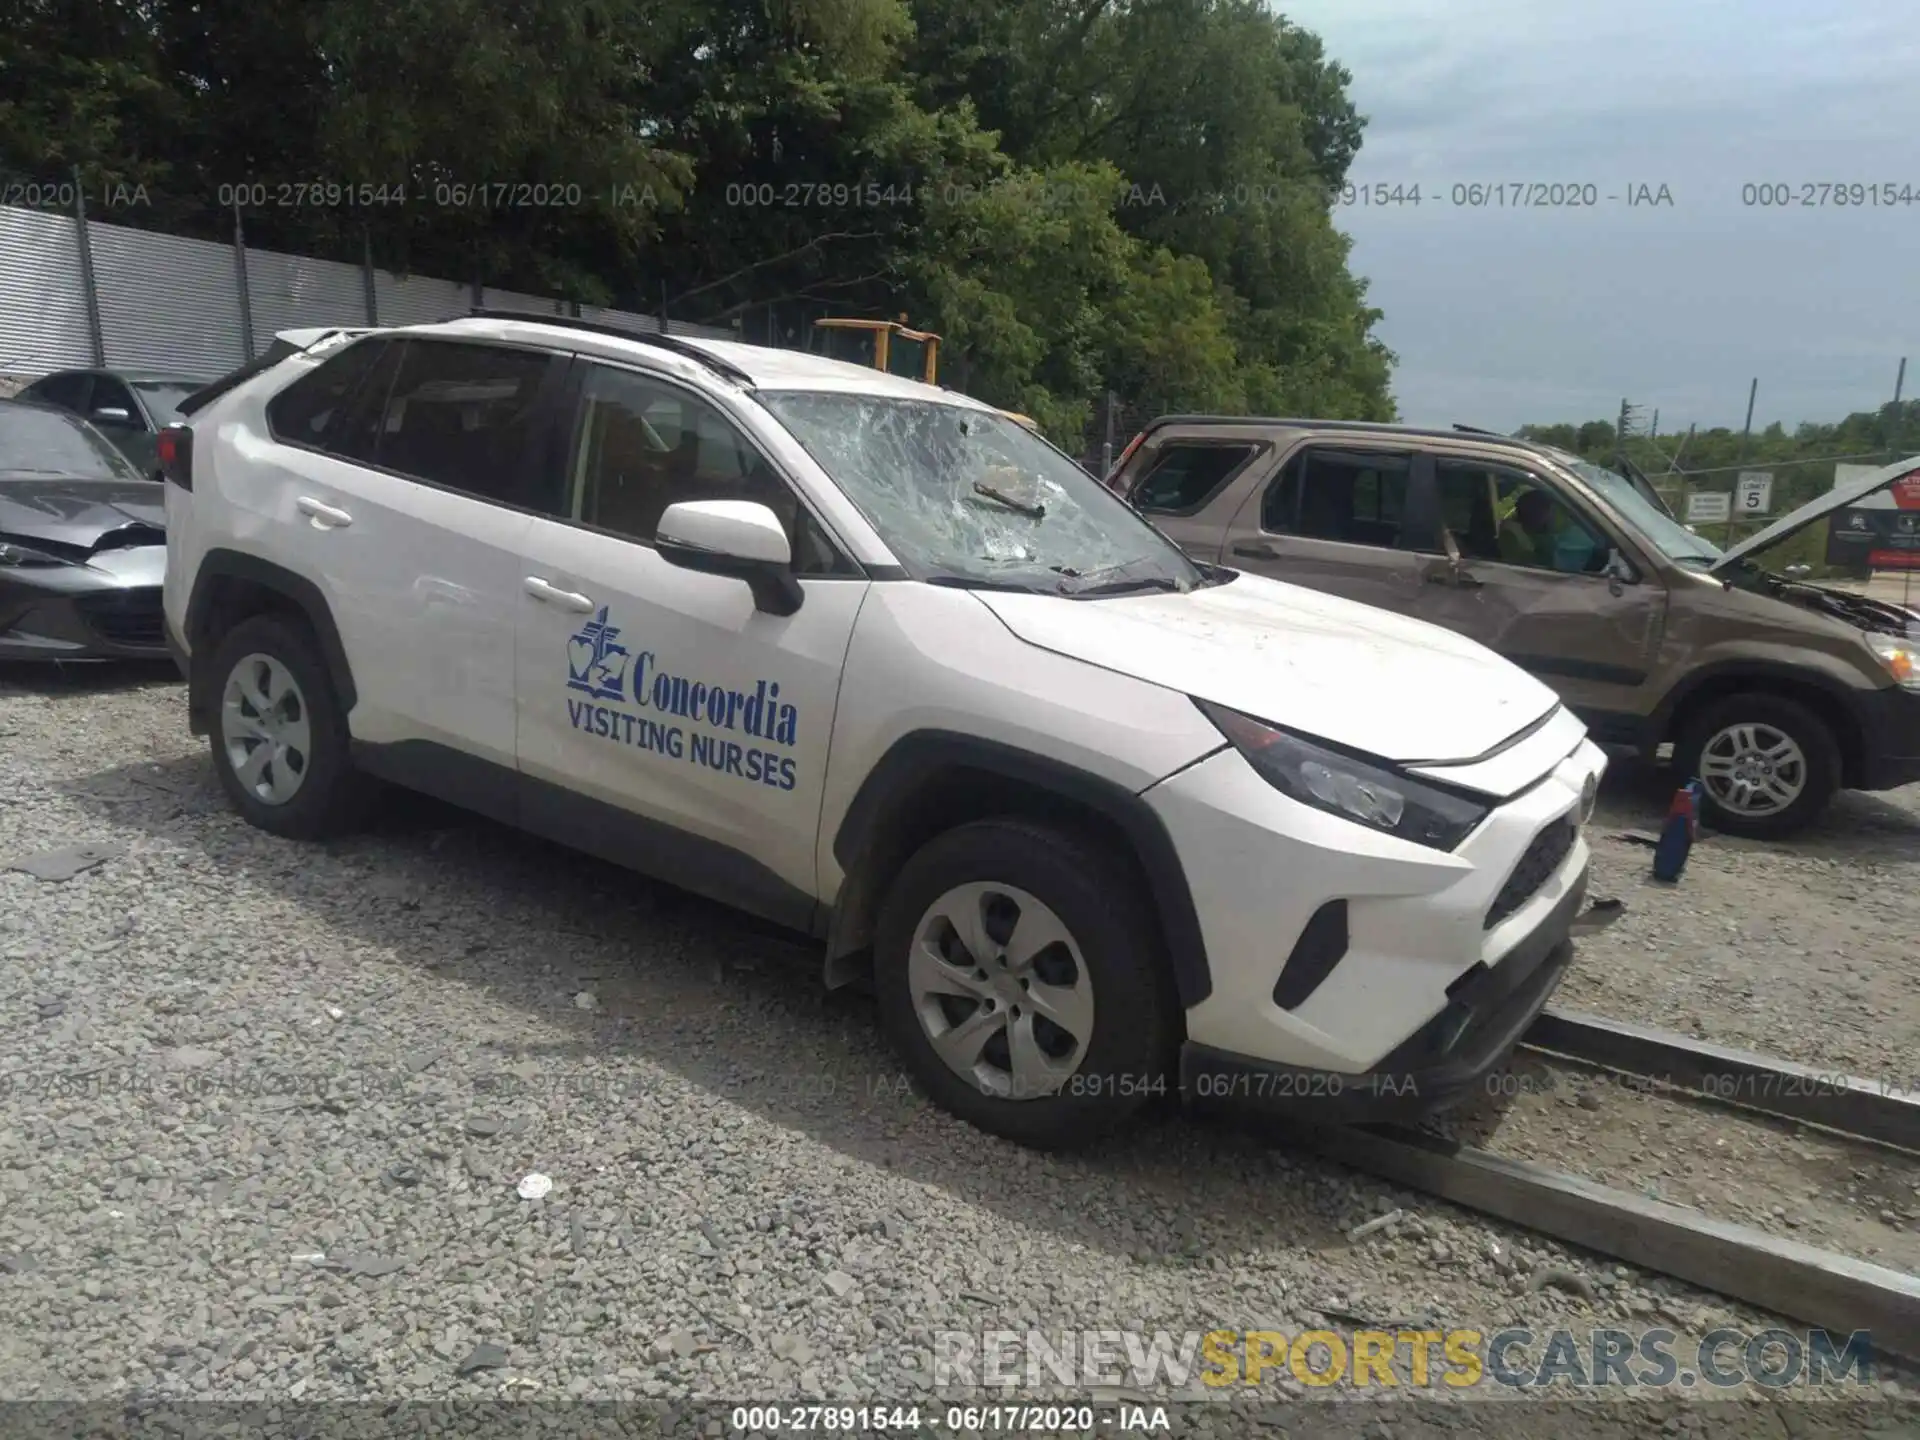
[1522,1010,1920,1153]
[1287,1121,1920,1366]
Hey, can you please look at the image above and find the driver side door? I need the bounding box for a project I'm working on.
[513,358,869,929]
[1414,454,1668,717]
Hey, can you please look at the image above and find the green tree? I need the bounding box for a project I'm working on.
[1,0,1397,445]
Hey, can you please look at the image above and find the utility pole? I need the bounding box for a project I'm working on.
[1726,377,1757,548]
[1893,357,1908,458]
[1650,408,1659,439]
[1614,397,1648,473]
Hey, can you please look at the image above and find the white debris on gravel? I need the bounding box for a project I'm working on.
[2,666,1916,1410]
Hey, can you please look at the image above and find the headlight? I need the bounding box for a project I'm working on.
[1195,698,1491,850]
[1866,633,1919,690]
[0,540,70,568]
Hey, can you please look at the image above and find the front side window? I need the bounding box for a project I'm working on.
[567,366,854,575]
[1440,458,1608,574]
[758,392,1205,596]
[1132,442,1259,515]
[1266,448,1413,550]
[360,340,551,507]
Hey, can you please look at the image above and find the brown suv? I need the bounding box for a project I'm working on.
[1108,417,1920,838]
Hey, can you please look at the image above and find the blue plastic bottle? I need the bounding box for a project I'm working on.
[1651,780,1703,883]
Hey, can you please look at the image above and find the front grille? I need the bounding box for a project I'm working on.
[1484,817,1577,930]
[75,587,166,649]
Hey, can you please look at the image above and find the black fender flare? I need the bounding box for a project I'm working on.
[183,549,358,730]
[827,730,1213,1009]
[1650,658,1865,742]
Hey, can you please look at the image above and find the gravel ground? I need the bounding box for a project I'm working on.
[2,662,1916,1425]
[1561,770,1920,1085]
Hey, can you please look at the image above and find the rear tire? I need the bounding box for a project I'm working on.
[873,817,1178,1149]
[1675,692,1838,839]
[206,613,374,840]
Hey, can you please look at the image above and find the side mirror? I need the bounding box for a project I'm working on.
[1602,548,1636,594]
[656,499,802,616]
[91,406,134,426]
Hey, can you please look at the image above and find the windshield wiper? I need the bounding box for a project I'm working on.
[924,573,1055,594]
[1064,574,1186,598]
[971,481,1045,519]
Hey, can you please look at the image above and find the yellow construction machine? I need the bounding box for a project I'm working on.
[810,315,1038,431]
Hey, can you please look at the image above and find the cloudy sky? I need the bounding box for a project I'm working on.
[1279,0,1920,433]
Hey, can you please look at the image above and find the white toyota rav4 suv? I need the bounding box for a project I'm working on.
[159,313,1605,1148]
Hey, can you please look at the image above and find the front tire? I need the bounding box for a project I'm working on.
[873,817,1178,1149]
[1675,692,1839,839]
[207,613,374,840]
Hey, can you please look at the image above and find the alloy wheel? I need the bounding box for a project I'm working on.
[219,652,313,806]
[907,881,1095,1101]
[1697,722,1807,818]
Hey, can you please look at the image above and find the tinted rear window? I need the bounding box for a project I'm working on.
[358,340,552,507]
[266,339,388,447]
[132,382,199,420]
[1131,442,1259,514]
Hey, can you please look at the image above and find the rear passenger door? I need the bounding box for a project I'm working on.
[260,336,565,792]
[1222,444,1437,614]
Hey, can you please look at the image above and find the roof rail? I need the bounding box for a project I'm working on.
[466,309,755,387]
[1451,423,1505,436]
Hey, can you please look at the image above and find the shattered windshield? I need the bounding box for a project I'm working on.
[759,392,1204,596]
[1562,456,1723,570]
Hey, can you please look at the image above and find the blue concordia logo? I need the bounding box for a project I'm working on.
[566,607,630,703]
[562,604,803,793]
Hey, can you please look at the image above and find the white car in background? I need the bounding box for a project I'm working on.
[157,314,1605,1148]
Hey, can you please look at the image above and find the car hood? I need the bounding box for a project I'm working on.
[1710,454,1920,574]
[0,475,165,549]
[975,571,1563,765]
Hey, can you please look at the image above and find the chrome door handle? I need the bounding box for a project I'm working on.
[523,576,595,613]
[296,496,353,529]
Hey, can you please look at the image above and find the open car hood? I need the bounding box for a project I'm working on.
[974,571,1563,766]
[1710,455,1920,574]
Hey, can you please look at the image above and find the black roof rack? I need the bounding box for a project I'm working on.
[466,309,755,387]
[1451,423,1505,436]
